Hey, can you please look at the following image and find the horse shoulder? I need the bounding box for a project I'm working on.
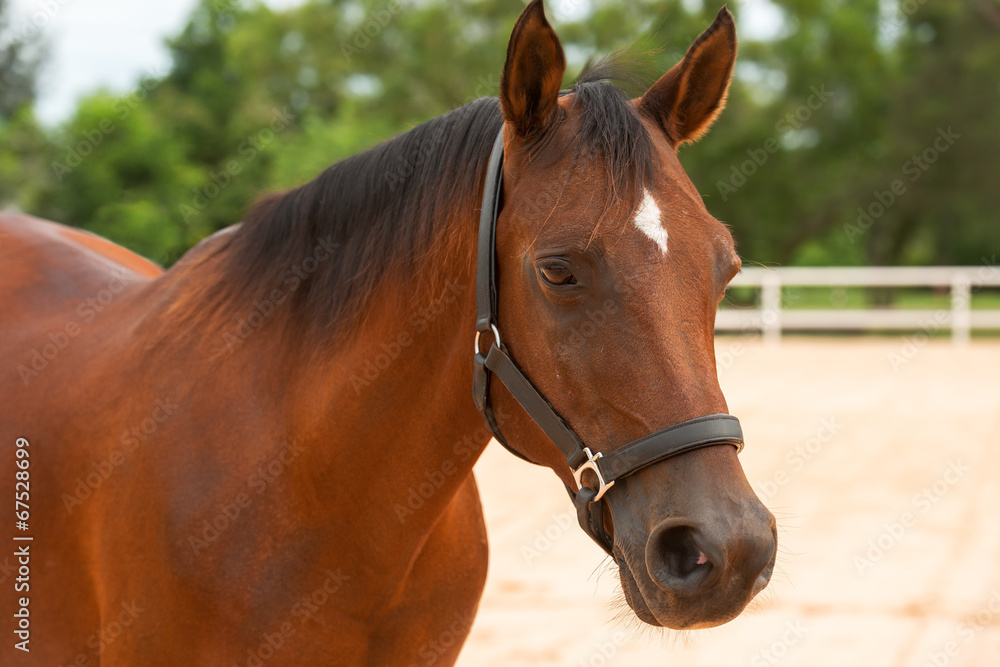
[367,473,489,666]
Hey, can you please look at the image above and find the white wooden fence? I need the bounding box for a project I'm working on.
[715,266,1000,345]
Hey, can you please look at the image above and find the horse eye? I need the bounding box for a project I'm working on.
[539,262,576,286]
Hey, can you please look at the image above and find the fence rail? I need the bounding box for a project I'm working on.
[716,266,1000,344]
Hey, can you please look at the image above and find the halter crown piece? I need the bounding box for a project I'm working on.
[473,129,745,555]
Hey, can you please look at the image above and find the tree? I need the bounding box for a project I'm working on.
[33,90,204,263]
[0,0,49,210]
[866,0,1000,266]
[0,0,46,119]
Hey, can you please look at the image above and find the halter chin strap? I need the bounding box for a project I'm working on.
[472,128,744,555]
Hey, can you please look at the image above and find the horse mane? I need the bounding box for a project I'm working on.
[564,55,657,197]
[180,56,657,345]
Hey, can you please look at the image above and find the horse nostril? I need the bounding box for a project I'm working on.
[660,526,704,578]
[645,523,718,597]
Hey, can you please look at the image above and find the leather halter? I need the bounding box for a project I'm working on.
[472,128,744,555]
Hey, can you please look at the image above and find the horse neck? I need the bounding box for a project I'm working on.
[272,202,491,536]
[150,120,501,540]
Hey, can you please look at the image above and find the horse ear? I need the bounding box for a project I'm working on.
[500,0,566,137]
[639,6,737,147]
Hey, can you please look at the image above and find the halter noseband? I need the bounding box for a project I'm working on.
[472,129,744,555]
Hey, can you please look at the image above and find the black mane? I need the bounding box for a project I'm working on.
[209,57,657,339]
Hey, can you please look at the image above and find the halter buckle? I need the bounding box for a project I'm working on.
[474,323,501,356]
[573,447,614,502]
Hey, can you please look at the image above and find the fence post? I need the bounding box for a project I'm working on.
[760,272,782,346]
[951,273,971,346]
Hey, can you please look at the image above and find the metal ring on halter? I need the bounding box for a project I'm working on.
[473,323,502,356]
[572,447,615,502]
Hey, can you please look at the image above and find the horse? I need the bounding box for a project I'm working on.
[0,1,775,664]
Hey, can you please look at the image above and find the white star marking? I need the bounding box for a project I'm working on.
[633,188,667,254]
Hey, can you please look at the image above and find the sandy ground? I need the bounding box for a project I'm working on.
[457,338,1000,667]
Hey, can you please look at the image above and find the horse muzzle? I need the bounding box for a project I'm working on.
[608,474,777,629]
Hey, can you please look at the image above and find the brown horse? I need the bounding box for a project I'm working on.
[0,2,774,664]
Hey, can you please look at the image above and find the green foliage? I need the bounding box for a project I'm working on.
[3,0,998,268]
[685,0,1000,267]
[29,92,204,263]
[0,108,48,206]
[0,0,47,120]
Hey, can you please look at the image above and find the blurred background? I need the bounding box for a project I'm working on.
[2,1,998,665]
[2,0,998,271]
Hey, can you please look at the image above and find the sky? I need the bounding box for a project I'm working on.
[9,0,783,127]
[11,0,203,125]
[8,0,300,125]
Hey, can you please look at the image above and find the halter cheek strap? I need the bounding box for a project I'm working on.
[472,128,744,556]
